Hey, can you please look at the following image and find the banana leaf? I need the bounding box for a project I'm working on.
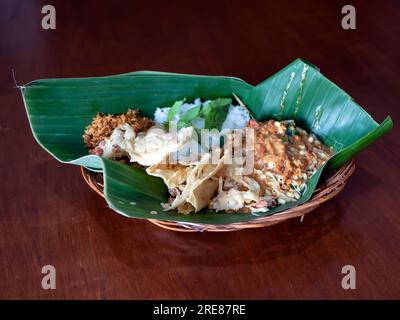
[21,59,393,224]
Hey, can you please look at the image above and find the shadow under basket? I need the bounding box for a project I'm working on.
[81,161,355,232]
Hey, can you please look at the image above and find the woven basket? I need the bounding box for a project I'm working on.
[81,161,355,232]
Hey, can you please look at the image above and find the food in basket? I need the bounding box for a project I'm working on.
[21,60,393,227]
[83,96,332,214]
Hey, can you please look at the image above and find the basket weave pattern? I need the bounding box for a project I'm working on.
[81,161,355,232]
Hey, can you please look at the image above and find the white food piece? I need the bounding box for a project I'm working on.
[130,126,195,166]
[101,123,136,158]
[211,188,245,212]
[98,122,206,166]
[153,107,170,124]
[251,206,269,213]
[210,176,260,212]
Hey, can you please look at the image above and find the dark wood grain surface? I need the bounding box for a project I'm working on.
[0,0,399,299]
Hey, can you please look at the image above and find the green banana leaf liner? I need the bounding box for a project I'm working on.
[21,59,393,224]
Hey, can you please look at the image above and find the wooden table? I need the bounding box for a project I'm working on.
[0,0,399,299]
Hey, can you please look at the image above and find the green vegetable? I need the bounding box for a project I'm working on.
[167,99,185,122]
[202,98,231,130]
[180,105,201,122]
[177,119,189,129]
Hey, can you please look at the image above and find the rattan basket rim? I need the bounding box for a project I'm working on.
[80,161,355,232]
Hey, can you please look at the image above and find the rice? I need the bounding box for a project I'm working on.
[221,105,251,131]
[154,107,170,124]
